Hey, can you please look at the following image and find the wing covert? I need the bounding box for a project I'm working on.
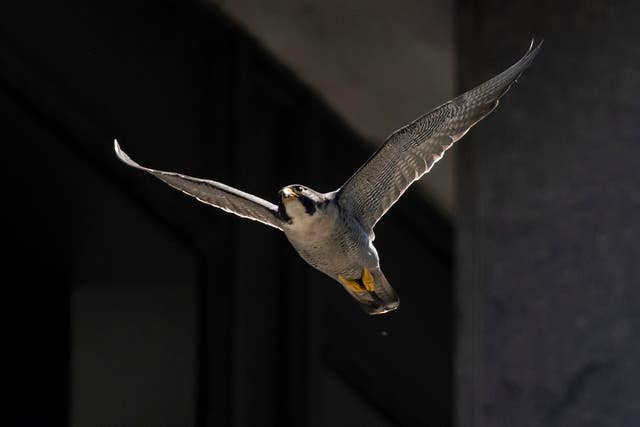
[114,140,283,230]
[337,40,542,230]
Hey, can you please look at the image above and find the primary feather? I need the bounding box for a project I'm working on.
[337,40,543,231]
[114,140,283,229]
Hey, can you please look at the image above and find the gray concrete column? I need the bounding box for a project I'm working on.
[456,1,640,426]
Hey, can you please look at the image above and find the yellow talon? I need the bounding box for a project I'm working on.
[338,268,376,293]
[338,274,364,292]
[362,267,375,292]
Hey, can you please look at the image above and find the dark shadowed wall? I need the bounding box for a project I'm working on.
[457,1,640,426]
[6,1,635,426]
[1,1,453,426]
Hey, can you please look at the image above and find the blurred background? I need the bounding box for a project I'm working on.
[2,0,638,426]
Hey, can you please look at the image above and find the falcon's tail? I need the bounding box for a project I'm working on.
[342,267,400,315]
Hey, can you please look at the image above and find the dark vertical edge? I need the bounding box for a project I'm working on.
[228,29,248,427]
[197,12,237,426]
[193,17,210,427]
[194,250,208,427]
[455,2,483,426]
[62,275,72,427]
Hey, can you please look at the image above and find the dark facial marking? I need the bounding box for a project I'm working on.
[277,201,292,223]
[298,195,317,215]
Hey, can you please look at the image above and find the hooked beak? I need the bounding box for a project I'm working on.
[280,187,298,200]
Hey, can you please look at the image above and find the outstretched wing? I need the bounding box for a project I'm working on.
[114,140,283,230]
[337,40,542,231]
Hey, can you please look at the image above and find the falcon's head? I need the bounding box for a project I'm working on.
[278,184,327,224]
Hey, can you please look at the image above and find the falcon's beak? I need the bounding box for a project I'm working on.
[281,187,298,200]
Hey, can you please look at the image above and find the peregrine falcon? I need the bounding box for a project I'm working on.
[114,40,542,315]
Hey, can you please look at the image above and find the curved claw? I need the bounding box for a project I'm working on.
[338,274,363,293]
[338,268,376,293]
[361,267,375,292]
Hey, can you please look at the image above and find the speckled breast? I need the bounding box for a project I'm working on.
[284,214,377,280]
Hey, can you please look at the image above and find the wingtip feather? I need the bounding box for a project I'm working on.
[113,139,143,169]
[527,38,544,59]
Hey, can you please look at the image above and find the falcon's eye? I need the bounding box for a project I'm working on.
[295,186,304,193]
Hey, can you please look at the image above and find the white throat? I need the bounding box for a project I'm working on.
[284,199,313,224]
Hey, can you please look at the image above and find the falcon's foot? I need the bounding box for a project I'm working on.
[338,268,376,293]
[361,267,375,292]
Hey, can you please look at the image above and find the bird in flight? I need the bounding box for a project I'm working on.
[115,40,541,315]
